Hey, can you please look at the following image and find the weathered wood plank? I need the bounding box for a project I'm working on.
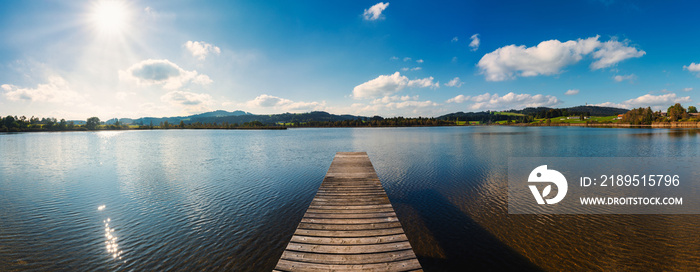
[297,221,402,230]
[304,212,397,219]
[290,234,408,245]
[304,208,395,214]
[275,152,421,271]
[293,228,406,238]
[311,197,388,202]
[317,183,382,188]
[310,200,389,206]
[300,217,398,224]
[280,249,417,265]
[285,241,413,254]
[307,204,393,210]
[275,259,422,272]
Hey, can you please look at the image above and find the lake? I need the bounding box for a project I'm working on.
[1,127,699,271]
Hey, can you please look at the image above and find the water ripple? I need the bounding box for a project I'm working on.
[1,128,699,271]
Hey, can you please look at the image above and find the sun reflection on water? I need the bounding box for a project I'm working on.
[96,131,126,139]
[98,205,123,260]
[104,218,122,259]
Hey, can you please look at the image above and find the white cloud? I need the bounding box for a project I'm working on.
[478,35,645,81]
[403,57,411,62]
[2,75,84,103]
[370,95,437,109]
[613,74,637,82]
[683,87,693,92]
[390,56,399,60]
[160,91,215,114]
[469,34,480,51]
[591,40,645,69]
[349,95,439,116]
[119,59,212,89]
[451,36,459,42]
[446,94,469,103]
[184,41,221,60]
[684,63,700,76]
[352,72,438,99]
[416,59,424,63]
[247,94,287,107]
[245,94,325,112]
[446,92,561,110]
[565,89,579,95]
[371,95,417,104]
[363,2,389,21]
[594,93,691,110]
[400,67,421,71]
[445,77,463,87]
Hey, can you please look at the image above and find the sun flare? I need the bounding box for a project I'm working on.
[90,0,130,35]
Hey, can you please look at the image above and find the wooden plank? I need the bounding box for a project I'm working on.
[317,183,382,187]
[310,200,389,206]
[297,221,402,230]
[275,259,422,272]
[300,217,399,224]
[316,189,384,193]
[290,234,408,245]
[314,192,387,196]
[311,197,388,202]
[275,152,421,271]
[304,212,397,219]
[304,208,395,214]
[280,249,417,265]
[293,228,406,237]
[285,241,413,254]
[321,177,381,182]
[307,204,393,210]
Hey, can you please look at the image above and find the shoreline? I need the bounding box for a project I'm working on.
[6,122,700,133]
[518,122,700,128]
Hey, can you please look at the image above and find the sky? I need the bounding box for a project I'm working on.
[1,0,700,120]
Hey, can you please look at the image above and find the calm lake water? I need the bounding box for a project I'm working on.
[1,127,699,271]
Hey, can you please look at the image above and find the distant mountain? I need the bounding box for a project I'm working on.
[104,106,629,126]
[107,110,367,125]
[194,111,366,125]
[188,110,252,118]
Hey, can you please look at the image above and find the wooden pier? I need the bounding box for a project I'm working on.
[274,152,422,271]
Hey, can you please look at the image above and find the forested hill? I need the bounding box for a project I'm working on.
[505,105,629,116]
[108,111,368,125]
[104,105,628,126]
[437,105,629,123]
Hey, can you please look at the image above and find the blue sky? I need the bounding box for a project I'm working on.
[1,0,700,119]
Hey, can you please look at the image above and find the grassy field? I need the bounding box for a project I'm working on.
[455,121,481,125]
[493,111,525,116]
[542,115,619,124]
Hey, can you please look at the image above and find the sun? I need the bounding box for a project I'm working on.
[90,0,130,35]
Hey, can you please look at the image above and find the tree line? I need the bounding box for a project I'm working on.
[0,116,109,132]
[622,103,698,125]
[4,104,699,132]
[1,115,459,132]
